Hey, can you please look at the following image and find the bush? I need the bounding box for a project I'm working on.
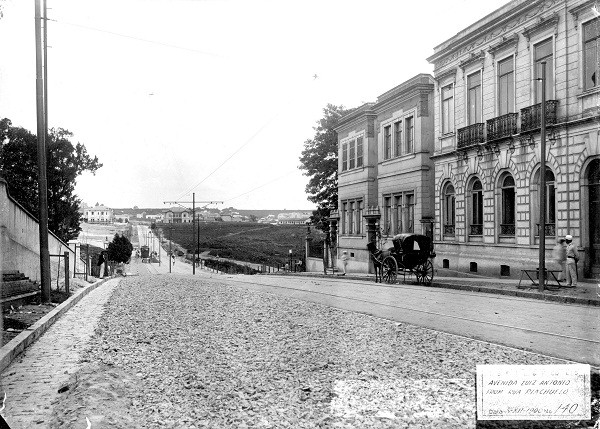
[107,233,134,264]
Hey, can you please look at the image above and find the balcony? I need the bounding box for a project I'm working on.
[486,113,518,141]
[500,223,515,235]
[469,224,483,235]
[535,223,556,237]
[443,225,455,236]
[520,100,558,133]
[457,123,484,149]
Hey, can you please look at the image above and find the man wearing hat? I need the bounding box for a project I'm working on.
[564,235,578,287]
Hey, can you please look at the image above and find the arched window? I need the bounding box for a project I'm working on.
[469,179,483,235]
[443,183,456,236]
[532,168,556,237]
[500,174,516,235]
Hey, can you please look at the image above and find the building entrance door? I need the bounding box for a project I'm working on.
[589,160,600,276]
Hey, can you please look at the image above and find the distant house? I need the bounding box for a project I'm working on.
[146,214,163,221]
[221,215,233,222]
[277,212,311,225]
[162,207,192,223]
[114,213,131,223]
[83,203,114,223]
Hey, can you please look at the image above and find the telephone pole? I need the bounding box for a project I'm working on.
[538,61,547,292]
[163,197,222,274]
[35,0,51,302]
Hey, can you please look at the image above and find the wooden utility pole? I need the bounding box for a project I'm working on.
[163,198,222,275]
[35,0,51,302]
[538,61,547,292]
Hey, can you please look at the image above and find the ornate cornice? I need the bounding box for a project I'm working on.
[434,67,458,83]
[487,34,520,58]
[429,0,559,71]
[458,50,485,72]
[522,12,559,42]
[569,0,598,25]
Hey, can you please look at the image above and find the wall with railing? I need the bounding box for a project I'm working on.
[0,178,75,283]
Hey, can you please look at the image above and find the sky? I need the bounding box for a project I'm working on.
[0,0,508,211]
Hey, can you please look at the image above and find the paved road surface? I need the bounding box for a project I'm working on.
[215,275,600,367]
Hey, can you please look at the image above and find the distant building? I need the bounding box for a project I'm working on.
[162,207,192,223]
[277,212,311,225]
[83,203,114,223]
[114,213,131,223]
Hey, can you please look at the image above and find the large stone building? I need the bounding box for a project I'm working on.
[427,0,600,278]
[83,203,113,223]
[332,74,436,273]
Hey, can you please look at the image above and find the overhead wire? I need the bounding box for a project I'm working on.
[48,18,222,58]
[223,170,296,203]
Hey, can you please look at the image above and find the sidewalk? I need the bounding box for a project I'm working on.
[0,279,119,428]
[273,270,600,306]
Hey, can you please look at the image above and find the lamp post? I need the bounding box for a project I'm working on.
[288,249,292,272]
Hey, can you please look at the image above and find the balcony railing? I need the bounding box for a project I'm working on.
[520,100,558,133]
[457,123,484,149]
[486,113,518,141]
[443,224,455,236]
[500,223,515,235]
[469,224,483,235]
[535,223,556,237]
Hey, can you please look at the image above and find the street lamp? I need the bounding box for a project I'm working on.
[288,249,292,272]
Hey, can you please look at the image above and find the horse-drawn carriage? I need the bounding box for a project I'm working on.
[140,245,150,263]
[367,233,436,285]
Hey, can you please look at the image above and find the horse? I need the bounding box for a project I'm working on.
[366,241,385,283]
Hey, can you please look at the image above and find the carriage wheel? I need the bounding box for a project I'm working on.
[382,256,398,284]
[416,260,434,285]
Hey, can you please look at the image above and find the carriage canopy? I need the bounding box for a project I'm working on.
[391,233,433,254]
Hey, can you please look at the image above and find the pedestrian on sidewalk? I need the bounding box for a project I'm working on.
[341,250,349,275]
[97,251,106,279]
[171,254,176,266]
[565,235,578,287]
[552,238,567,281]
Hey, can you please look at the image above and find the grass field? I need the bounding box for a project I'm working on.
[156,222,326,265]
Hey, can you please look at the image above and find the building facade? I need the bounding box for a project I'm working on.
[333,74,436,273]
[83,204,113,223]
[427,0,600,278]
[162,207,192,223]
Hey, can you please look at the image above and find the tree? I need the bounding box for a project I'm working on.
[0,118,102,242]
[298,104,353,232]
[107,233,133,264]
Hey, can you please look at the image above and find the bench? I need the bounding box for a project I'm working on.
[518,269,563,290]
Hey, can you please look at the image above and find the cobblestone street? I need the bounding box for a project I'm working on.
[1,263,597,428]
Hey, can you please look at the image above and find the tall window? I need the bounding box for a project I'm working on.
[356,137,363,167]
[348,202,354,235]
[501,175,516,235]
[406,193,414,233]
[533,168,556,236]
[534,38,554,103]
[443,183,456,236]
[470,179,483,235]
[405,116,414,153]
[584,20,600,90]
[349,141,356,169]
[355,200,363,234]
[394,121,402,157]
[341,202,347,234]
[383,196,392,235]
[498,56,515,115]
[384,125,392,159]
[441,84,454,134]
[342,143,348,171]
[394,195,403,234]
[467,71,482,125]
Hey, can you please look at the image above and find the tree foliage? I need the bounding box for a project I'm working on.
[0,118,102,242]
[107,233,134,264]
[298,104,353,231]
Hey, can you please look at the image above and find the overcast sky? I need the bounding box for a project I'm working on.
[0,0,507,210]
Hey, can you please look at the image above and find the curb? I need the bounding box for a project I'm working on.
[271,272,600,307]
[0,277,112,373]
